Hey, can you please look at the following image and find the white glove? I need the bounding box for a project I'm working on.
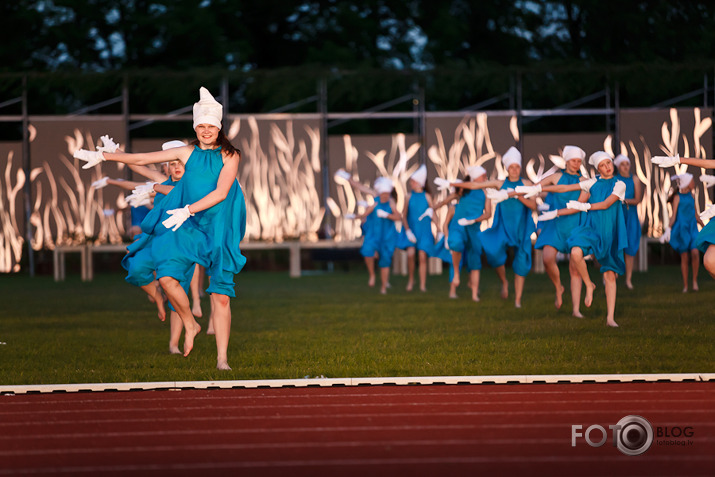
[537,210,558,222]
[567,200,591,211]
[418,207,434,221]
[133,182,158,195]
[612,181,626,201]
[97,135,120,153]
[357,200,368,208]
[434,177,451,191]
[651,154,680,168]
[537,203,550,212]
[701,174,715,188]
[485,188,509,204]
[444,237,450,250]
[579,178,597,192]
[126,193,152,208]
[700,204,715,221]
[162,205,194,232]
[74,149,105,169]
[376,209,390,219]
[91,177,109,189]
[458,218,477,226]
[343,213,356,220]
[659,227,671,244]
[406,230,417,243]
[334,169,351,181]
[436,231,444,242]
[515,184,541,198]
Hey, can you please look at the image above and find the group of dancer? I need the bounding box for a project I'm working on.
[342,146,654,328]
[74,87,246,370]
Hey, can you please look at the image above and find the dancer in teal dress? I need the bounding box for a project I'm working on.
[652,154,715,280]
[664,173,701,292]
[538,151,627,327]
[396,165,436,292]
[439,165,491,301]
[358,177,401,294]
[614,154,643,289]
[532,145,589,315]
[75,87,246,370]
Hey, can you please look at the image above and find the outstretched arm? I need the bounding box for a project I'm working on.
[103,146,191,167]
[453,179,502,190]
[681,157,715,169]
[432,192,459,211]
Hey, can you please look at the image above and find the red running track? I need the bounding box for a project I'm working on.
[0,382,713,476]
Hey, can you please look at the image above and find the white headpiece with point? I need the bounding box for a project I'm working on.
[193,87,223,130]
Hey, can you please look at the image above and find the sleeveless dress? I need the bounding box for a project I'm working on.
[396,191,434,254]
[617,174,641,256]
[360,197,398,268]
[482,178,536,276]
[534,172,582,253]
[447,189,486,271]
[670,192,699,253]
[134,146,247,297]
[567,177,628,274]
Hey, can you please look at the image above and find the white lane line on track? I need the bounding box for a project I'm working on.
[1,455,713,475]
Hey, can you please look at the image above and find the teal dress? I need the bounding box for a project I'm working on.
[567,177,628,274]
[482,178,536,276]
[396,191,434,254]
[670,192,699,254]
[447,189,486,271]
[534,172,582,253]
[360,197,398,268]
[617,174,641,256]
[138,146,247,298]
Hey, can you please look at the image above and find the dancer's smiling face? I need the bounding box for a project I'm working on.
[195,123,220,148]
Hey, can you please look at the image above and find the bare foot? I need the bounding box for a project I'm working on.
[169,345,181,355]
[500,282,508,299]
[572,311,584,318]
[380,287,387,295]
[217,361,232,371]
[368,275,375,287]
[555,285,565,309]
[607,320,619,328]
[183,321,201,357]
[585,283,596,308]
[452,275,460,287]
[693,282,699,291]
[682,287,688,293]
[625,281,633,290]
[152,291,167,322]
[420,286,427,293]
[515,301,521,308]
[192,301,203,318]
[472,295,480,302]
[207,326,215,335]
[406,281,414,292]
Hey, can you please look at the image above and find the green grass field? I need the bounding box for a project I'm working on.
[0,265,713,385]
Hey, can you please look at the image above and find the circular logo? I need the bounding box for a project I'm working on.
[615,415,653,456]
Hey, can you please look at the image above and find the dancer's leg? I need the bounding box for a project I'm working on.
[158,276,200,357]
[569,257,584,318]
[514,274,525,308]
[470,269,480,302]
[495,265,508,299]
[691,249,700,291]
[624,254,634,289]
[604,270,618,327]
[211,293,232,370]
[140,281,166,321]
[418,250,428,292]
[450,250,462,298]
[543,246,564,309]
[380,266,390,294]
[168,311,182,354]
[569,247,596,307]
[190,264,203,318]
[365,256,376,287]
[703,245,715,279]
[406,247,415,291]
[680,252,689,292]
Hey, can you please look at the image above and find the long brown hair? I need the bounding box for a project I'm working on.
[191,128,241,158]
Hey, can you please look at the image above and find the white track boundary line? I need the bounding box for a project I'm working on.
[0,373,713,395]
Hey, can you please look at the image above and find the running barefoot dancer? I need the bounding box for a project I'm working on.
[396,165,436,292]
[614,154,643,289]
[532,146,588,315]
[664,173,702,293]
[448,147,536,308]
[433,165,492,301]
[652,154,715,280]
[536,151,628,327]
[75,87,246,369]
[357,177,401,294]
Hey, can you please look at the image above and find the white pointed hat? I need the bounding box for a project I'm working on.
[193,87,223,130]
[466,164,487,179]
[502,147,522,169]
[162,140,186,150]
[374,177,394,194]
[614,154,630,167]
[672,173,693,189]
[562,145,586,162]
[588,151,612,168]
[410,165,427,187]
